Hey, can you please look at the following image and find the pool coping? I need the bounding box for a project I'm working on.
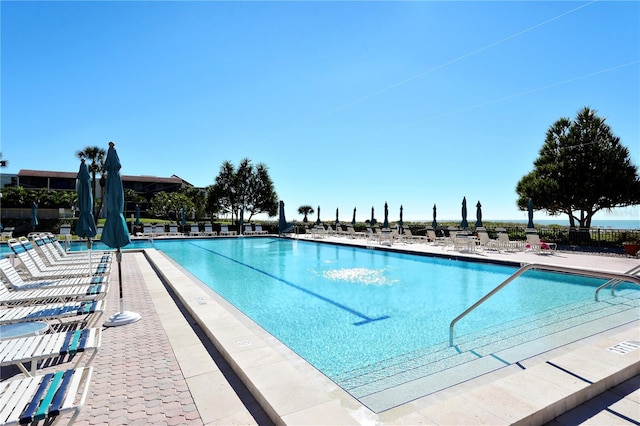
[140,236,640,424]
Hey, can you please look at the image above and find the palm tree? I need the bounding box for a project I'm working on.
[77,146,106,219]
[297,205,314,223]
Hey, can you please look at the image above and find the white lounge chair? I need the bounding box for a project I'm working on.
[341,225,364,239]
[138,224,153,237]
[41,233,111,262]
[219,225,237,236]
[29,235,111,266]
[404,229,428,243]
[309,225,326,239]
[189,224,201,236]
[254,224,268,235]
[1,227,14,241]
[378,228,394,246]
[203,224,217,236]
[425,229,446,245]
[168,225,183,236]
[0,366,93,424]
[8,239,110,279]
[0,328,101,376]
[0,258,108,290]
[1,277,107,306]
[476,228,499,251]
[0,299,104,327]
[243,224,255,235]
[496,229,524,252]
[525,229,557,253]
[452,233,475,252]
[58,224,72,238]
[153,224,166,237]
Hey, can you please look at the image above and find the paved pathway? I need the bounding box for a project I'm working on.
[72,253,202,426]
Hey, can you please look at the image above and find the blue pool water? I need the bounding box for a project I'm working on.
[61,237,639,409]
[79,238,637,374]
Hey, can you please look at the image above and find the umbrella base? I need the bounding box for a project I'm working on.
[104,311,141,327]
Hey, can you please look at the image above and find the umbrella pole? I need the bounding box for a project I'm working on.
[87,239,92,278]
[104,248,141,327]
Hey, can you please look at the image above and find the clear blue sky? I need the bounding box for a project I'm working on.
[2,1,638,223]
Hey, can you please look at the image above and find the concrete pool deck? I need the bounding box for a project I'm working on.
[5,234,638,425]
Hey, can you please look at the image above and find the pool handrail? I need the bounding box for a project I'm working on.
[595,264,640,301]
[449,263,640,347]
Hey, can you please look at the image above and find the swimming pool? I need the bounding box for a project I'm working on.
[76,237,639,410]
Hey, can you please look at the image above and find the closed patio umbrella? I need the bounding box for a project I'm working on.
[335,208,339,227]
[101,142,140,327]
[278,200,294,234]
[31,202,38,229]
[352,207,356,226]
[461,197,469,228]
[75,159,97,276]
[383,202,389,229]
[370,206,376,226]
[315,206,321,226]
[432,204,437,228]
[527,198,535,229]
[399,205,404,232]
[475,201,483,228]
[134,204,141,226]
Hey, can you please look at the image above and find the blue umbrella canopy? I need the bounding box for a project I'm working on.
[75,159,97,239]
[100,142,131,249]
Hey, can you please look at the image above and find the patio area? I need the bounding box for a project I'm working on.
[2,236,638,425]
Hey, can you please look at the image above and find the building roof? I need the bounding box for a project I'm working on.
[18,169,185,185]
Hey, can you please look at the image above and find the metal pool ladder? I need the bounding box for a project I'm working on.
[595,264,640,301]
[449,263,640,347]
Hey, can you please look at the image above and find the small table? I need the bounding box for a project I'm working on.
[0,322,49,341]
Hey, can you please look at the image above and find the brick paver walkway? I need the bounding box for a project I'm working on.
[73,253,202,426]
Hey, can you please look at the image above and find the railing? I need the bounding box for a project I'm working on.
[595,264,640,301]
[449,263,640,347]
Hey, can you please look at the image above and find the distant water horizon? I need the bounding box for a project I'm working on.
[416,219,639,230]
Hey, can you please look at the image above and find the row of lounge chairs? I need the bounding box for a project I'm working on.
[1,233,109,425]
[136,223,269,238]
[304,224,558,254]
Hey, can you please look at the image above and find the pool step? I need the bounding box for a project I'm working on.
[335,293,639,411]
[417,327,640,425]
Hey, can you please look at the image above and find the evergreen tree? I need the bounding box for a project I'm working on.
[516,107,640,228]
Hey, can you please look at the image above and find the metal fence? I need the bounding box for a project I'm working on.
[434,225,639,249]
